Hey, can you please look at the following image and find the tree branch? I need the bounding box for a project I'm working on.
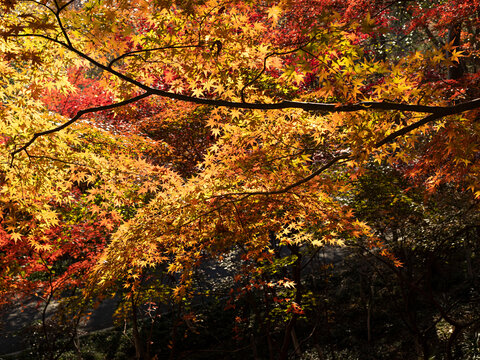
[239,38,316,102]
[10,92,152,160]
[107,44,205,68]
[374,112,443,148]
[215,154,350,198]
[12,34,480,115]
[52,0,72,47]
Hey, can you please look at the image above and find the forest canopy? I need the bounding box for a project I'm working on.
[1,0,480,359]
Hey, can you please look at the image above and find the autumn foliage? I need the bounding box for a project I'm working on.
[1,0,480,358]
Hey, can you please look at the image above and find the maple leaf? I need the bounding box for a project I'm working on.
[287,302,305,315]
[267,6,282,25]
[191,87,204,97]
[268,56,283,70]
[9,232,22,242]
[211,127,221,137]
[450,49,464,63]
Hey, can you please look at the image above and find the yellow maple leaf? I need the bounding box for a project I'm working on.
[192,87,204,97]
[10,232,22,242]
[267,6,282,24]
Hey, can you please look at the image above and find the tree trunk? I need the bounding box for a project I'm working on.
[279,316,297,360]
[291,327,302,357]
[131,297,145,360]
[446,326,462,360]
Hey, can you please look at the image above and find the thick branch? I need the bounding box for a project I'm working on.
[63,36,475,113]
[13,34,480,115]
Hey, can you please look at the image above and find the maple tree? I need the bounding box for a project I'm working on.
[1,0,480,358]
